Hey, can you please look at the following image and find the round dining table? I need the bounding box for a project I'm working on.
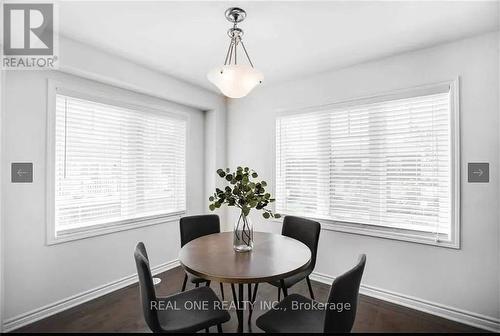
[178,231,312,332]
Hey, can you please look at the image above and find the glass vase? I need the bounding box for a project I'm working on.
[234,212,253,252]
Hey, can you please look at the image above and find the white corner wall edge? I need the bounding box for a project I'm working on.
[2,259,180,332]
[0,50,5,333]
[310,272,500,333]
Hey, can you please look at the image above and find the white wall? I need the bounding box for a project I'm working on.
[227,32,500,327]
[1,37,226,329]
[496,13,500,318]
[0,65,5,332]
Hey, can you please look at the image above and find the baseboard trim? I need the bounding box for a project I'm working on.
[2,259,180,332]
[4,263,498,333]
[310,271,500,333]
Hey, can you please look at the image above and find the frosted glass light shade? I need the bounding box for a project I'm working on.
[207,64,263,98]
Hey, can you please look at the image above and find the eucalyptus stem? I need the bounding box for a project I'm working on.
[242,215,252,246]
[235,212,242,241]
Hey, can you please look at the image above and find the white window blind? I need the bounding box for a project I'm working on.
[54,93,186,234]
[276,89,455,241]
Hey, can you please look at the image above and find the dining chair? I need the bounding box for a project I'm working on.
[180,214,225,299]
[271,216,321,300]
[256,254,367,333]
[134,242,230,333]
[247,216,320,324]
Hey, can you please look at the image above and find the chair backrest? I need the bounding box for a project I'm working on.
[180,214,220,247]
[323,254,367,333]
[281,216,321,272]
[134,242,161,332]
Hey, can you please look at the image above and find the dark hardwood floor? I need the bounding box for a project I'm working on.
[14,266,485,333]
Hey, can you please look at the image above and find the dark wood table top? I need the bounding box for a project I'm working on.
[179,231,312,283]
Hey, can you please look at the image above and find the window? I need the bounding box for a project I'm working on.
[276,82,459,247]
[50,89,186,242]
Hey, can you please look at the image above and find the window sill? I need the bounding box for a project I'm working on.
[47,211,185,245]
[272,216,460,249]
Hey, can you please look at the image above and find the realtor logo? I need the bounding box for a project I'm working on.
[2,2,58,69]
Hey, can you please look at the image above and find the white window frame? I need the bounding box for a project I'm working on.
[274,79,461,249]
[46,79,189,245]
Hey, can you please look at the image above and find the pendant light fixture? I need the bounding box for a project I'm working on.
[207,7,263,98]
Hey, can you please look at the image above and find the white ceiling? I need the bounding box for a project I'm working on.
[59,1,499,92]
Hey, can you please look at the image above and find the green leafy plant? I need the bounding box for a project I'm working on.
[208,167,280,219]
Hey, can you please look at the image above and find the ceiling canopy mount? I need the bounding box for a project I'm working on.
[224,7,247,23]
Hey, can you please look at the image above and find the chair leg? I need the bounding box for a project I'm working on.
[231,283,237,301]
[247,284,252,324]
[195,282,199,288]
[248,283,252,305]
[306,276,315,300]
[237,284,244,332]
[205,280,211,287]
[280,279,288,297]
[277,286,281,301]
[217,323,222,333]
[181,274,188,292]
[231,284,244,333]
[251,282,259,302]
[205,327,209,332]
[248,283,258,324]
[219,282,225,300]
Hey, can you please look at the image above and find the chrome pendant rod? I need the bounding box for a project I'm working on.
[224,37,254,67]
[240,40,254,68]
[223,39,233,65]
[228,40,234,65]
[234,39,238,65]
